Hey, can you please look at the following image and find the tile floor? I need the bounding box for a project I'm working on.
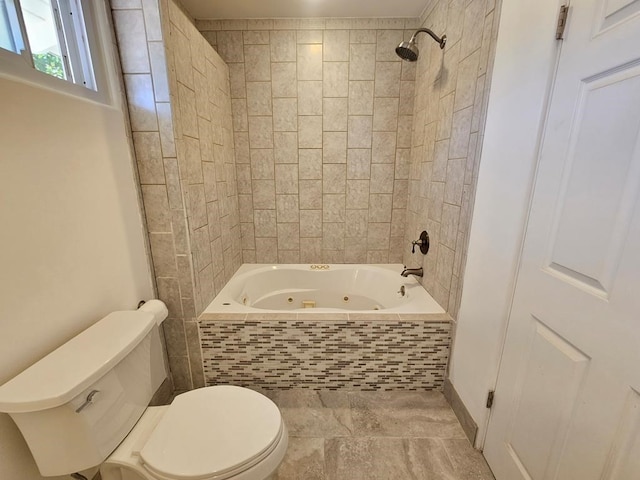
[261,389,495,480]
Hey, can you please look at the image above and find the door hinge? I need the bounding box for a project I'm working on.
[486,390,495,409]
[556,4,569,40]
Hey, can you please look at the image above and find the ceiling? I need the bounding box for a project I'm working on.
[180,0,430,20]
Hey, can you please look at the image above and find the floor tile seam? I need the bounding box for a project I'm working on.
[439,437,470,477]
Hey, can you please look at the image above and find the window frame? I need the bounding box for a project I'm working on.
[0,0,113,105]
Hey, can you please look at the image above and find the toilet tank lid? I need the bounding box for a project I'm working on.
[0,310,155,413]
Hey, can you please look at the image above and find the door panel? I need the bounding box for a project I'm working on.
[599,388,640,479]
[507,319,590,480]
[599,0,640,31]
[547,65,640,295]
[483,0,640,478]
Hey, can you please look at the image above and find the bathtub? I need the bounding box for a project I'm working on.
[199,264,450,390]
[202,264,445,314]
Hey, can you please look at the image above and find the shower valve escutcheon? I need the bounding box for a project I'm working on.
[411,230,430,255]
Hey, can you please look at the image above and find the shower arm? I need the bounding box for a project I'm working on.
[410,28,446,49]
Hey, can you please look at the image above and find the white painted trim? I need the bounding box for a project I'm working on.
[448,0,566,449]
[0,0,116,107]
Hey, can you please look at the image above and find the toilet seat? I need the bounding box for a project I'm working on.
[139,386,283,480]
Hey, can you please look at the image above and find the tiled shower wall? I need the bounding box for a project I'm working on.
[111,0,241,391]
[196,19,420,263]
[162,4,242,312]
[403,0,501,319]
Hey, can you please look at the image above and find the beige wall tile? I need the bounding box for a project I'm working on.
[350,29,377,44]
[298,81,323,115]
[133,131,164,184]
[298,116,323,148]
[323,30,349,61]
[347,116,373,148]
[373,97,399,132]
[375,30,404,62]
[347,149,371,179]
[254,209,277,236]
[323,222,345,250]
[367,222,390,250]
[246,82,273,115]
[323,97,348,131]
[245,44,271,81]
[142,184,171,232]
[276,194,300,222]
[299,179,323,209]
[244,30,270,45]
[228,63,246,99]
[371,132,397,163]
[297,44,323,80]
[252,179,276,209]
[275,164,299,194]
[454,50,481,112]
[256,237,278,262]
[374,61,402,98]
[124,74,159,131]
[322,132,347,164]
[349,44,376,80]
[250,149,275,179]
[300,209,323,237]
[370,164,395,194]
[274,132,299,163]
[277,223,300,250]
[348,81,374,115]
[297,30,323,44]
[113,10,150,74]
[323,164,347,193]
[368,194,393,222]
[299,149,323,179]
[323,194,346,222]
[346,180,370,209]
[177,83,198,137]
[323,62,349,97]
[217,31,244,62]
[248,116,274,148]
[273,98,298,131]
[271,62,297,97]
[268,30,295,61]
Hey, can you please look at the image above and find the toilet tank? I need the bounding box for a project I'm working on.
[0,306,168,477]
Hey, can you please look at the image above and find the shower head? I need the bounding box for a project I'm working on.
[395,40,419,62]
[395,28,447,61]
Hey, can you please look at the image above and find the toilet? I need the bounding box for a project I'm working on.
[0,301,288,480]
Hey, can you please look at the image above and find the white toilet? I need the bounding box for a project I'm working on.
[0,301,288,480]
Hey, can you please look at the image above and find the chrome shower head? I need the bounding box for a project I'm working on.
[395,28,447,61]
[395,40,419,62]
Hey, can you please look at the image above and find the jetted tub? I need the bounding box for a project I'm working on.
[203,264,444,314]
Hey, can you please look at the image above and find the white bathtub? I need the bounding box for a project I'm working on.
[203,264,445,314]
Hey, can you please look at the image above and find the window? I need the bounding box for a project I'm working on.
[0,0,96,90]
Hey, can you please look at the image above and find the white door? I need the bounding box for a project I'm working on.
[483,0,640,478]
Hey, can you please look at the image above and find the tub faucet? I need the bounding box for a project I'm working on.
[401,266,423,278]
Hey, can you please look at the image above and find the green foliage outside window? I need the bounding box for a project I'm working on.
[32,52,65,80]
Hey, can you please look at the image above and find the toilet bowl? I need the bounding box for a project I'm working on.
[0,302,288,480]
[102,386,288,480]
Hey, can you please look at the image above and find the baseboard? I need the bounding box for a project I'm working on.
[443,378,478,445]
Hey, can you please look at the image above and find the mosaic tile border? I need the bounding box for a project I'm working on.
[200,316,451,390]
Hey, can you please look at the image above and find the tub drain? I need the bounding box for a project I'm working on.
[343,296,349,302]
[287,297,294,303]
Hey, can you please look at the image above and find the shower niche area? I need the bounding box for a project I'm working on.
[111,0,500,391]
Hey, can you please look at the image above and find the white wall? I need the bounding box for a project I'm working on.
[0,24,153,480]
[448,0,564,447]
